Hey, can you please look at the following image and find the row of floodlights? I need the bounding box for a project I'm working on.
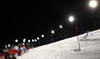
[14,25,63,43]
[15,25,63,43]
[22,39,38,42]
[15,34,45,43]
[15,37,41,43]
[4,25,64,48]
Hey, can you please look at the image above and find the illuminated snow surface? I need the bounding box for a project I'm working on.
[17,29,100,59]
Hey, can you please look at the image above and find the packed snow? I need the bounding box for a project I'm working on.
[17,29,100,59]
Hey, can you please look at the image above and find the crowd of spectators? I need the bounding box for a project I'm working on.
[0,43,34,59]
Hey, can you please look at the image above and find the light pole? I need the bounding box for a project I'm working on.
[37,37,40,46]
[40,34,44,45]
[89,0,100,29]
[69,16,74,37]
[51,30,54,42]
[68,15,80,51]
[34,39,37,46]
[59,25,63,39]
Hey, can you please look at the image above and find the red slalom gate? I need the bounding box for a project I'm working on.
[76,27,81,51]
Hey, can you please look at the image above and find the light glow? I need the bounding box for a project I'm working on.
[22,43,25,45]
[32,39,34,42]
[8,44,10,47]
[28,40,31,42]
[35,39,37,42]
[51,30,54,34]
[89,0,97,8]
[23,38,26,42]
[15,39,18,42]
[69,16,74,22]
[5,45,7,48]
[37,37,40,40]
[41,34,44,38]
[59,25,63,28]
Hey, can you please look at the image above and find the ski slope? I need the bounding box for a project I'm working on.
[17,29,100,59]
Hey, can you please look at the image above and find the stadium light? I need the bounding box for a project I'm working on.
[8,44,10,47]
[23,38,26,42]
[37,37,40,40]
[15,39,18,42]
[28,40,31,42]
[5,45,7,48]
[51,30,54,34]
[69,16,74,23]
[35,39,37,42]
[32,39,34,42]
[89,0,98,8]
[59,25,63,28]
[41,34,44,38]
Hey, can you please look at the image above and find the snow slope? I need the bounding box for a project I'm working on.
[17,29,100,59]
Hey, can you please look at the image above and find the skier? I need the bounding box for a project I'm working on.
[84,30,93,38]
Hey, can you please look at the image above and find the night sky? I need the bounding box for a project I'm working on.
[1,0,100,47]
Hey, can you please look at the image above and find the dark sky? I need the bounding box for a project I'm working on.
[1,0,99,46]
